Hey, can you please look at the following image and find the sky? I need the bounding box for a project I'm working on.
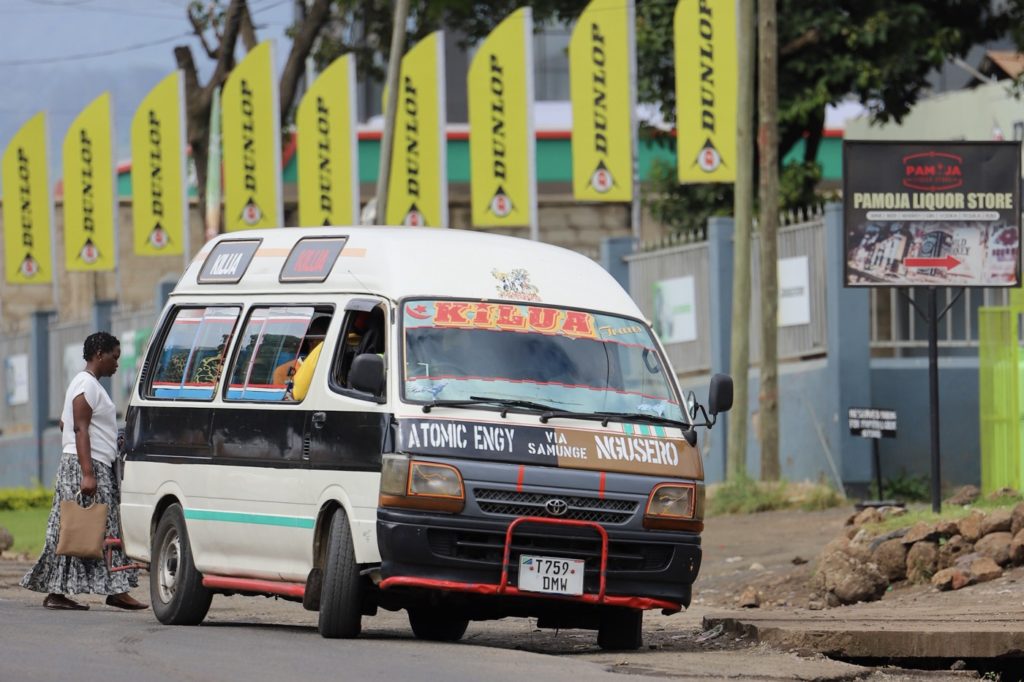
[0,0,296,181]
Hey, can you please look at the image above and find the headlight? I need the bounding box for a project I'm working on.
[409,461,463,499]
[643,483,703,531]
[379,455,465,513]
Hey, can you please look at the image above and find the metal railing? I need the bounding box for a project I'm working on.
[869,287,1010,353]
[749,213,829,363]
[626,240,713,376]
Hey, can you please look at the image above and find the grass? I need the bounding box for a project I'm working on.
[0,507,49,557]
[864,494,1023,535]
[707,478,845,516]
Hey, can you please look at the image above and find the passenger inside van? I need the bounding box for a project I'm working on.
[276,315,331,400]
[338,308,385,390]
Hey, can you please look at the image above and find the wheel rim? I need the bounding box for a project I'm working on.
[157,527,181,604]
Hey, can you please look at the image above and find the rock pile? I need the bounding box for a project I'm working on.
[811,499,1024,606]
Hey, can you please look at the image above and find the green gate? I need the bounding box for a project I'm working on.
[979,291,1024,494]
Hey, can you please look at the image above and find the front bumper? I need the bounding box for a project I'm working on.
[377,507,701,611]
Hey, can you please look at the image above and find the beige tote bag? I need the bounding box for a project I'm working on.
[56,494,108,560]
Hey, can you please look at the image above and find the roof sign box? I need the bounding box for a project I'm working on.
[279,236,348,283]
[843,141,1021,288]
[198,239,261,284]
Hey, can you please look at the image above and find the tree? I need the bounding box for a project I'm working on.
[175,0,332,229]
[175,0,588,235]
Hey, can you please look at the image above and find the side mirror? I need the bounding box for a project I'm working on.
[708,373,733,416]
[350,354,385,397]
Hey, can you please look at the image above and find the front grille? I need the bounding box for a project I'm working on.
[427,527,672,572]
[473,488,638,525]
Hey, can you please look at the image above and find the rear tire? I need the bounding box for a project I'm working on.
[318,509,362,638]
[150,503,212,625]
[408,608,469,642]
[597,608,643,650]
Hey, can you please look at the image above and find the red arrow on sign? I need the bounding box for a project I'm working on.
[904,255,961,270]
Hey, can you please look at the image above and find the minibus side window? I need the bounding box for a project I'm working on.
[147,306,240,401]
[330,305,386,401]
[225,306,332,402]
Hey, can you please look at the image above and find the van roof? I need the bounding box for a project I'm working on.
[174,226,641,316]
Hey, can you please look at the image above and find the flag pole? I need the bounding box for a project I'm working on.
[627,0,641,242]
[373,0,410,225]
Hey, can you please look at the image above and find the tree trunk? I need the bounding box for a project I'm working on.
[758,0,780,481]
[727,0,757,481]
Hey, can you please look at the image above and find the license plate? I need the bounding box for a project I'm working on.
[517,554,585,596]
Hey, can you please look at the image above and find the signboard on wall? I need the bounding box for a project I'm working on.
[653,276,697,343]
[778,256,811,327]
[5,354,28,406]
[843,141,1021,288]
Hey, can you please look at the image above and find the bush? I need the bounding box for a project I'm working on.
[707,478,846,516]
[872,471,931,502]
[0,487,52,511]
[708,478,789,515]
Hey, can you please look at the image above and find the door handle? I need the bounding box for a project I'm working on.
[311,412,326,429]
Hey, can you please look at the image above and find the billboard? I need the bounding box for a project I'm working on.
[843,141,1021,287]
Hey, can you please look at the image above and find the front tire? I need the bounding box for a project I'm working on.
[150,503,212,625]
[318,509,362,638]
[597,608,643,650]
[408,608,469,642]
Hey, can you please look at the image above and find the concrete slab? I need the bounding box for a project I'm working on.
[704,568,1024,660]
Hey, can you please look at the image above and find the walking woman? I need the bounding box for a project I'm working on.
[21,331,147,611]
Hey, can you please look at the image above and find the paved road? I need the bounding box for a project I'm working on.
[0,599,631,682]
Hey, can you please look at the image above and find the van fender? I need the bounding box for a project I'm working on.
[313,486,379,565]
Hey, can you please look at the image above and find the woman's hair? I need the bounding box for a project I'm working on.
[83,331,120,361]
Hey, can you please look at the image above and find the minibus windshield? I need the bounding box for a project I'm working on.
[401,299,686,422]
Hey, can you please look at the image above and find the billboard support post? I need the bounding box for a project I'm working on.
[927,286,942,513]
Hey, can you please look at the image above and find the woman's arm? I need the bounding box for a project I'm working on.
[72,394,96,496]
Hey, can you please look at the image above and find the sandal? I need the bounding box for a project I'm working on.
[43,594,89,611]
[105,593,149,610]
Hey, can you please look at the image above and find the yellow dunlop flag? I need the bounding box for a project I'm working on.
[570,0,634,202]
[468,8,536,230]
[63,92,116,271]
[131,71,187,255]
[2,112,54,284]
[674,0,737,183]
[386,32,448,228]
[223,41,283,231]
[297,54,359,226]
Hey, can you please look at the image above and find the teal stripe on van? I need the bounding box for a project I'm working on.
[184,508,315,529]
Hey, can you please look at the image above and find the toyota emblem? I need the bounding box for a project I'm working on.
[544,498,569,517]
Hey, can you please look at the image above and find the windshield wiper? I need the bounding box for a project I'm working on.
[421,396,558,415]
[539,409,690,430]
[596,412,690,430]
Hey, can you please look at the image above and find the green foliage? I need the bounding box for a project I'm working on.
[865,495,1022,535]
[0,507,48,557]
[871,471,930,503]
[799,484,844,512]
[708,477,790,515]
[643,158,732,239]
[0,487,52,511]
[709,478,845,515]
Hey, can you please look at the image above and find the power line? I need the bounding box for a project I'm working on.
[0,31,192,66]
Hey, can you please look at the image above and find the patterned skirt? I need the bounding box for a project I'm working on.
[20,452,140,596]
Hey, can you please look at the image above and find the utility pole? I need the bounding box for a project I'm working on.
[758,0,780,480]
[726,0,756,480]
[371,0,410,225]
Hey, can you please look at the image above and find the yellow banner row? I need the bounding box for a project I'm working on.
[1,0,739,284]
